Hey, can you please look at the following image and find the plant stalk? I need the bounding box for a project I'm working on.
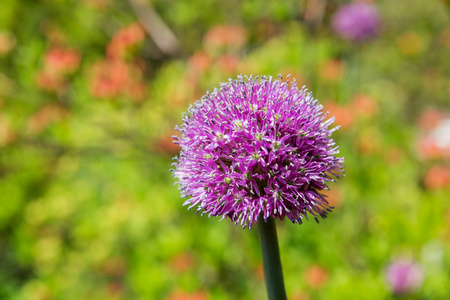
[258,217,287,300]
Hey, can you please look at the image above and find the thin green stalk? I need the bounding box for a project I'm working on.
[258,217,287,300]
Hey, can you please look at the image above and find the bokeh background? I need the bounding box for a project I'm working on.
[1,0,449,299]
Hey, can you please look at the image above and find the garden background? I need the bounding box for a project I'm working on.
[0,0,449,299]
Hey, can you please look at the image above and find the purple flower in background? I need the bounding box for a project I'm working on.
[172,75,344,229]
[332,3,380,42]
[385,259,424,295]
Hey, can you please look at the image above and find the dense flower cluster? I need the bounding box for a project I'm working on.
[332,3,380,42]
[172,75,344,229]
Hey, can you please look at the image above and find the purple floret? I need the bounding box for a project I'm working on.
[172,75,344,229]
[332,3,380,42]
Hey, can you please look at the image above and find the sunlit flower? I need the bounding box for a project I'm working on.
[172,75,344,229]
[332,3,380,42]
[385,259,424,295]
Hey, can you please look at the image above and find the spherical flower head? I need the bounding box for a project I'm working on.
[385,259,424,295]
[172,75,344,229]
[332,3,380,42]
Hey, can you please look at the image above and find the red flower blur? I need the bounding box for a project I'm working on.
[303,264,329,288]
[90,59,146,101]
[107,22,146,59]
[188,51,212,75]
[90,22,147,101]
[323,102,354,130]
[36,46,81,92]
[44,47,81,74]
[424,165,450,190]
[319,59,346,82]
[217,54,239,73]
[36,71,66,92]
[416,109,450,161]
[352,94,378,118]
[203,25,247,52]
[167,290,209,300]
[27,104,68,134]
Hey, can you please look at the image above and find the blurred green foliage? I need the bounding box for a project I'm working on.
[0,0,449,299]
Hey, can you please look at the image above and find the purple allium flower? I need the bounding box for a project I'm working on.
[172,75,344,229]
[385,259,424,295]
[331,3,380,42]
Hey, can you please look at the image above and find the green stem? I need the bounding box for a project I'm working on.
[258,217,287,300]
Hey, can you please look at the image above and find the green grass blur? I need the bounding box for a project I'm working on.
[0,0,449,299]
